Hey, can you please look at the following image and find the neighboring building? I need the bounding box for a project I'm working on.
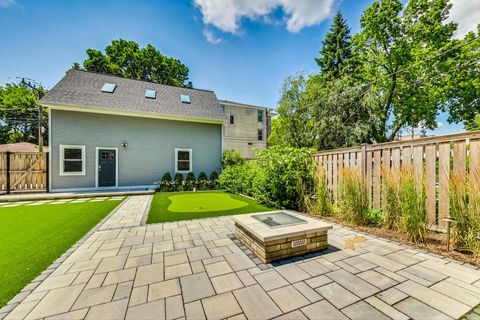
[219,100,272,159]
[41,70,224,192]
[0,142,48,153]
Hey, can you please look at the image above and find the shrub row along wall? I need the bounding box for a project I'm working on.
[312,130,480,230]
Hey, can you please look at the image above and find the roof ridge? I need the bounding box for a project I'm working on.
[68,69,216,94]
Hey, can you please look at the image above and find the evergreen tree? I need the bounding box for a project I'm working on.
[315,11,353,78]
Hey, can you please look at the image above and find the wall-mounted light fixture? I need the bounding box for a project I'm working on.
[121,142,128,148]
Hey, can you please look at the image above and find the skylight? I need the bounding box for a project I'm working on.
[145,89,156,99]
[101,83,117,93]
[181,94,191,104]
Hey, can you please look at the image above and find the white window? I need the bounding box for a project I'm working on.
[60,145,86,176]
[175,148,192,173]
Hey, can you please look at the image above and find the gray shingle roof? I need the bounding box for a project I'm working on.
[41,69,224,122]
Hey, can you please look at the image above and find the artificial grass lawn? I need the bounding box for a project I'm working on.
[147,191,274,223]
[0,199,123,307]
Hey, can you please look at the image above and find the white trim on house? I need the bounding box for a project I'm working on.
[43,103,225,125]
[95,147,119,189]
[50,184,155,193]
[175,148,192,173]
[59,145,86,176]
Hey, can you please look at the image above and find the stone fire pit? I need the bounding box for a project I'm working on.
[234,211,332,263]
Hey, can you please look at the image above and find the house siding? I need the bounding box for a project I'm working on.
[50,109,222,190]
[220,101,270,159]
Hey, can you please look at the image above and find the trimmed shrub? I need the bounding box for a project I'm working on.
[174,173,184,192]
[185,172,196,191]
[222,149,245,168]
[367,209,383,225]
[218,165,244,193]
[197,171,209,190]
[158,172,172,192]
[209,171,219,190]
[254,147,314,209]
[398,168,426,242]
[338,168,369,225]
[218,146,314,209]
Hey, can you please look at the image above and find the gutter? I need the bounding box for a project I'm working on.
[41,102,225,125]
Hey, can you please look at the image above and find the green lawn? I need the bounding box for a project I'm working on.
[147,191,273,223]
[0,199,123,307]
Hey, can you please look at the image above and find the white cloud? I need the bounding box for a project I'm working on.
[0,0,15,8]
[282,0,336,33]
[203,28,222,44]
[193,0,336,35]
[448,0,480,38]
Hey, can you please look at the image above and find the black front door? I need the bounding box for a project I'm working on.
[98,149,116,187]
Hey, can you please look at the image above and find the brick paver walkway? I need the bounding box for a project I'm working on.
[98,195,151,231]
[2,195,480,320]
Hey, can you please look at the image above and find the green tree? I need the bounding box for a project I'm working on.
[443,29,480,129]
[75,39,192,87]
[269,74,317,148]
[272,0,479,147]
[267,117,289,147]
[0,83,47,144]
[466,115,480,131]
[354,0,457,142]
[315,11,353,78]
[270,73,373,150]
[305,75,373,150]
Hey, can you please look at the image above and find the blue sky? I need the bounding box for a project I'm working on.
[0,0,475,135]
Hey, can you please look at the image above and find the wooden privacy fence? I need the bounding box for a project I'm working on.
[312,131,480,230]
[0,152,48,193]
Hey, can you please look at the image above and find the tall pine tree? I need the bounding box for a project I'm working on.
[315,11,353,78]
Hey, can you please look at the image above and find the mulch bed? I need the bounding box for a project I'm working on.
[319,216,480,268]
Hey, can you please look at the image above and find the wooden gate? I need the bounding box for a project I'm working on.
[0,152,48,193]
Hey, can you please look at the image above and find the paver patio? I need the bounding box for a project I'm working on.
[1,195,480,320]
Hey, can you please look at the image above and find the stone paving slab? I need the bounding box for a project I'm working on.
[3,195,480,320]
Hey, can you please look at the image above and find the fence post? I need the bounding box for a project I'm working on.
[45,152,49,193]
[360,144,367,178]
[6,151,11,194]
